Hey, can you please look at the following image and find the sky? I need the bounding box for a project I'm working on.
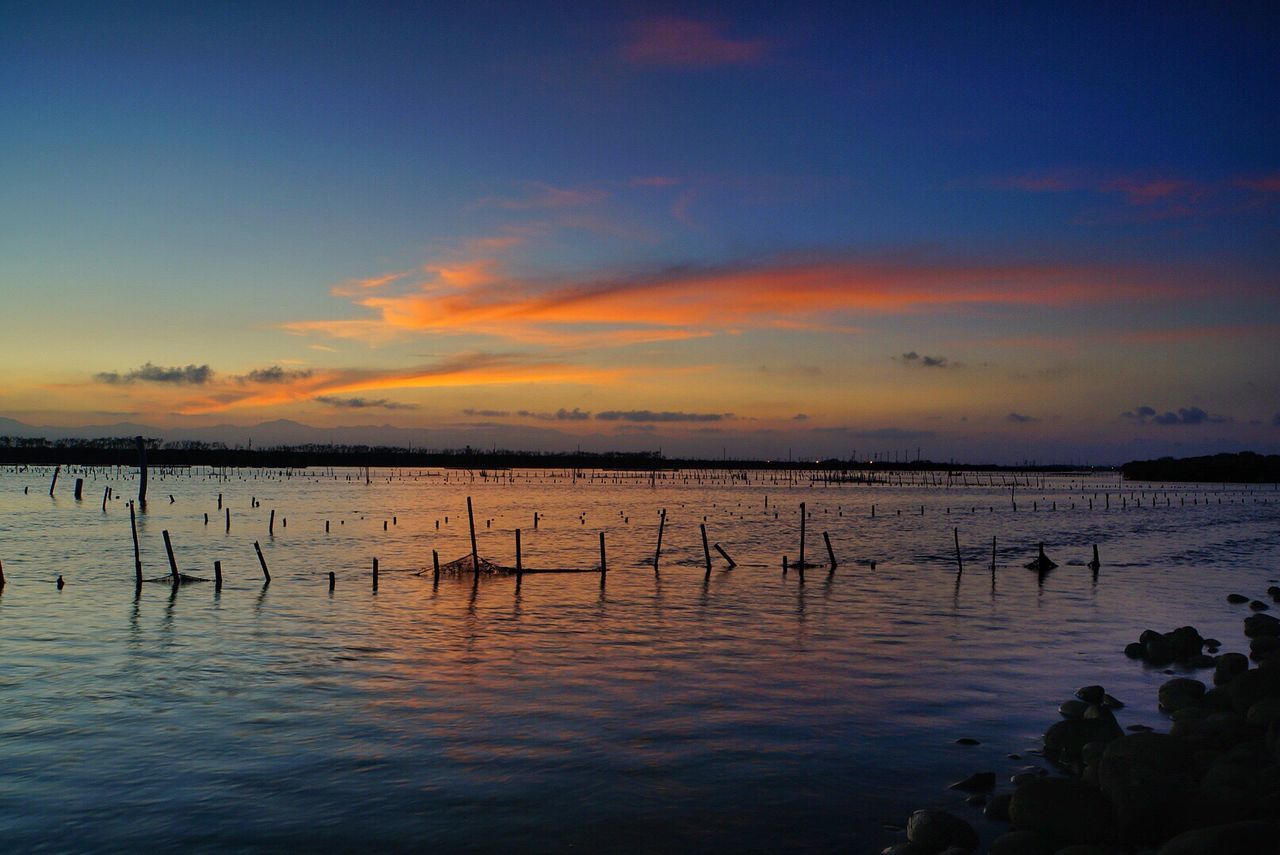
[1,1,1277,463]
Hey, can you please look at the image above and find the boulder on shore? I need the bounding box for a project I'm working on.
[1008,777,1116,844]
[905,809,979,853]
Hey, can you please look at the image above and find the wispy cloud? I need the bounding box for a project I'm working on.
[1006,412,1039,424]
[516,407,591,421]
[621,17,769,68]
[1121,404,1230,426]
[94,363,213,385]
[596,410,731,423]
[315,396,417,410]
[898,351,962,369]
[237,366,314,384]
[481,181,608,210]
[286,255,1198,349]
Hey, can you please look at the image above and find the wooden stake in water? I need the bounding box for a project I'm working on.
[130,501,143,586]
[700,524,712,581]
[466,496,479,578]
[372,557,378,592]
[714,543,737,569]
[823,531,837,574]
[214,560,223,591]
[990,536,996,584]
[269,509,275,536]
[653,508,666,576]
[1,558,5,591]
[135,436,148,509]
[49,465,60,497]
[599,531,607,589]
[515,529,523,589]
[328,570,334,591]
[798,502,806,570]
[162,529,179,582]
[102,486,110,512]
[253,541,271,584]
[74,478,83,501]
[432,549,440,591]
[953,528,963,578]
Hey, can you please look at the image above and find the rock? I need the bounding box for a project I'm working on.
[1145,635,1176,667]
[951,771,996,792]
[1249,636,1280,662]
[1204,638,1222,649]
[1227,593,1250,604]
[1243,613,1280,638]
[1075,685,1106,705]
[989,829,1057,855]
[1229,668,1280,714]
[1102,694,1124,710]
[1215,652,1250,685]
[1059,700,1090,719]
[1054,846,1116,855]
[1044,717,1123,767]
[1187,654,1216,669]
[1097,733,1197,844]
[1008,777,1115,844]
[1168,626,1205,660]
[954,737,981,745]
[1200,686,1234,710]
[1250,600,1270,611]
[1156,819,1278,855]
[1246,696,1280,727]
[1124,642,1145,659]
[881,844,930,855]
[1081,741,1109,766]
[1159,678,1207,712]
[906,809,979,853]
[1082,704,1114,722]
[985,792,1013,821]
[965,793,987,807]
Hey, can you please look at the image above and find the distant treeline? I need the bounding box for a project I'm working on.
[1121,452,1280,483]
[0,435,1110,472]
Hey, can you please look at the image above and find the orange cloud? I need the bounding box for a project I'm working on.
[285,257,1201,348]
[175,353,624,415]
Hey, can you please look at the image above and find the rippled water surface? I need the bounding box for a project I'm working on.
[2,466,1278,852]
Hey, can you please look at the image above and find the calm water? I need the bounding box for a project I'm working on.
[1,466,1277,852]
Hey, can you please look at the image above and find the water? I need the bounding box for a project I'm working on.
[1,466,1278,852]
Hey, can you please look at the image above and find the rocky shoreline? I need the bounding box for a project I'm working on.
[883,583,1280,854]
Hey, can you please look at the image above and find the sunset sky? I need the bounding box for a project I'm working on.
[1,2,1277,462]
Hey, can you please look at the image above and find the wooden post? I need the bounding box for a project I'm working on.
[102,486,110,511]
[1,558,5,590]
[700,524,712,581]
[515,529,523,587]
[953,528,963,578]
[253,541,270,584]
[990,536,996,583]
[653,508,666,576]
[372,557,378,592]
[49,465,60,497]
[130,501,142,586]
[328,570,335,591]
[467,496,479,578]
[782,554,788,576]
[432,549,440,590]
[162,529,179,581]
[798,502,806,570]
[269,509,275,536]
[218,493,222,510]
[225,507,230,532]
[1089,543,1100,574]
[714,543,737,569]
[823,531,836,573]
[215,560,223,591]
[599,531,607,588]
[135,436,148,509]
[74,478,83,500]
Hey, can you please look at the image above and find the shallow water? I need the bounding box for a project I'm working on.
[1,466,1278,852]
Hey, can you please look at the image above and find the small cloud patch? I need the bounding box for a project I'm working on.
[94,363,213,385]
[1006,412,1039,424]
[1122,404,1229,425]
[898,352,962,369]
[595,410,731,423]
[315,396,417,411]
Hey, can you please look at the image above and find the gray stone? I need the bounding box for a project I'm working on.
[1044,717,1123,767]
[1124,642,1145,659]
[989,830,1056,855]
[1215,653,1250,685]
[1229,668,1280,714]
[950,771,996,792]
[1075,685,1106,705]
[1159,678,1207,712]
[1227,594,1250,604]
[1009,777,1115,844]
[1156,819,1278,855]
[1249,600,1270,611]
[1059,700,1090,719]
[1246,696,1280,727]
[985,792,1013,821]
[1249,636,1280,662]
[906,809,979,853]
[1243,613,1280,638]
[1097,733,1197,844]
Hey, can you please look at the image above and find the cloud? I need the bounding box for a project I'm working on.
[314,396,418,411]
[239,366,314,384]
[461,409,510,418]
[94,362,213,385]
[285,254,1199,349]
[595,410,732,423]
[1122,404,1230,426]
[1006,412,1039,424]
[482,182,607,210]
[515,407,591,421]
[899,351,961,369]
[792,413,809,421]
[621,17,769,68]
